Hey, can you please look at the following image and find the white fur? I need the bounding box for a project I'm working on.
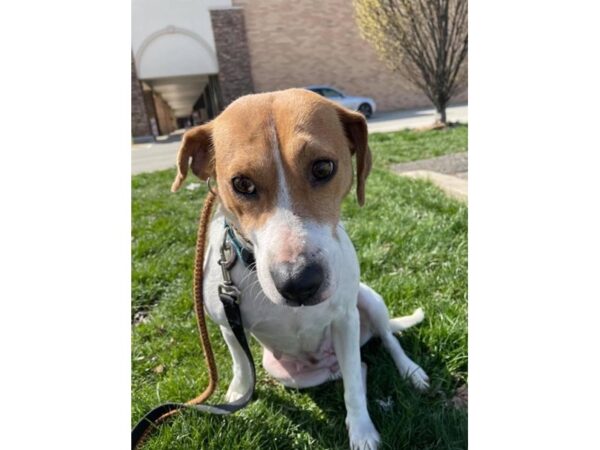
[201,123,428,450]
[203,209,428,449]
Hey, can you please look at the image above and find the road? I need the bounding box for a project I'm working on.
[367,103,467,133]
[132,104,468,175]
[131,140,180,176]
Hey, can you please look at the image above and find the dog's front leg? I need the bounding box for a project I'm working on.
[332,308,380,450]
[220,325,253,403]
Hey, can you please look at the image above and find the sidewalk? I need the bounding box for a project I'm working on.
[132,104,468,175]
[393,152,468,202]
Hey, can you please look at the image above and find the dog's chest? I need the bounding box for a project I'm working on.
[252,312,340,385]
[242,302,341,384]
[243,298,335,357]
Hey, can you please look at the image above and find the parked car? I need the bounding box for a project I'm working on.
[305,85,376,118]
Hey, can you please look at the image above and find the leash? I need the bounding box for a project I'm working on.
[131,190,256,449]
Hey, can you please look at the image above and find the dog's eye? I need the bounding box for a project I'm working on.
[311,160,335,182]
[232,176,256,196]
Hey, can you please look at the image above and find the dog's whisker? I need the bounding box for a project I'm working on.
[239,268,256,285]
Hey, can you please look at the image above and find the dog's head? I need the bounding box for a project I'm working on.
[172,89,371,307]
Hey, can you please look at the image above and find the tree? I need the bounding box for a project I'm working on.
[353,0,468,124]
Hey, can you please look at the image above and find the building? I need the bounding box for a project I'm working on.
[131,0,467,141]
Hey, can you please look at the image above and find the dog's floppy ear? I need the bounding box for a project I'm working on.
[335,106,372,206]
[171,123,214,192]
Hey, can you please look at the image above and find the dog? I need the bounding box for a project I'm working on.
[171,88,429,450]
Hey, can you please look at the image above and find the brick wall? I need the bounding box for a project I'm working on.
[232,0,466,112]
[210,8,254,107]
[131,56,152,138]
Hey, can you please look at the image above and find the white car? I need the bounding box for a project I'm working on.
[305,85,377,118]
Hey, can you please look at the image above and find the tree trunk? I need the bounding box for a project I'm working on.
[436,106,447,124]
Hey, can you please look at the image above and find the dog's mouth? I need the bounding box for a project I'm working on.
[283,291,329,308]
[286,279,336,307]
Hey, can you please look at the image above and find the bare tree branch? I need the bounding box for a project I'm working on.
[353,0,468,124]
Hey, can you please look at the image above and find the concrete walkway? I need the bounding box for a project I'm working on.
[132,104,468,175]
[132,140,180,175]
[392,152,468,202]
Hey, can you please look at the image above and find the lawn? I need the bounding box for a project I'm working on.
[132,125,468,449]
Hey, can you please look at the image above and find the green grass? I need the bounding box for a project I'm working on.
[369,124,467,167]
[132,125,468,449]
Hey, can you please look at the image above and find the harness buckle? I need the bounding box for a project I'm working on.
[218,283,241,305]
[217,227,242,305]
[218,230,237,284]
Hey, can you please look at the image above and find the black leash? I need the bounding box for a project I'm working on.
[131,224,256,448]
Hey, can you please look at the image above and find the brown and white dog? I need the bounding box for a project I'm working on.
[171,89,429,450]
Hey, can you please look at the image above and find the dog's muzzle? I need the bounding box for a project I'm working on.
[270,256,326,307]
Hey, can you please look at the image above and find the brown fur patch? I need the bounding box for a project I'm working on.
[172,89,371,237]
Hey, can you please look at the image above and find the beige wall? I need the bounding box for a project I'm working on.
[153,92,177,136]
[233,0,466,111]
[132,0,222,79]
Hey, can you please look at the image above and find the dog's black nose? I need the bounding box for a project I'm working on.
[271,261,325,305]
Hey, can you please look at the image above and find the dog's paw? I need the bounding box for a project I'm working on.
[407,365,430,391]
[346,417,381,450]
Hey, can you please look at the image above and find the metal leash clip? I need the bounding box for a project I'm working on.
[218,229,241,304]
